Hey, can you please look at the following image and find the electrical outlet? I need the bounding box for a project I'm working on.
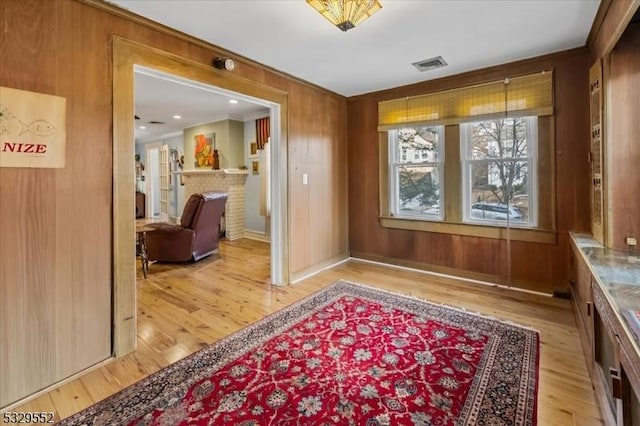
[626,237,637,246]
[302,173,308,185]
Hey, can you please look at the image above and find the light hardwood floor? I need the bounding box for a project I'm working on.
[12,238,603,425]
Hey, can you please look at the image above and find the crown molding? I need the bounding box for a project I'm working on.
[135,130,184,144]
[243,111,270,122]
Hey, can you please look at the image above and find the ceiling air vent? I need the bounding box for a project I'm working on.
[148,121,165,125]
[412,56,448,72]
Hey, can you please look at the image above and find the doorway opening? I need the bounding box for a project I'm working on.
[113,37,289,356]
[133,65,280,275]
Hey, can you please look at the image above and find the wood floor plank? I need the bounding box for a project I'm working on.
[8,238,603,423]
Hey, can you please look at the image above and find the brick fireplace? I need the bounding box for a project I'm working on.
[181,169,248,240]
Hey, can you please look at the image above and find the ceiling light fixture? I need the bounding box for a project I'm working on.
[173,115,181,119]
[306,0,382,32]
[229,99,238,104]
[139,126,147,130]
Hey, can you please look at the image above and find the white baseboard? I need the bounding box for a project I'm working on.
[243,229,270,243]
[1,356,115,411]
[290,254,350,284]
[349,256,552,297]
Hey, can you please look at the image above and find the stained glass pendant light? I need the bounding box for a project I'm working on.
[306,0,382,32]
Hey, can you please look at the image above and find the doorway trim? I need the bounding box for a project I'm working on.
[113,37,289,356]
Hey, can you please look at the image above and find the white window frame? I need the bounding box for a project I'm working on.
[389,126,445,221]
[461,116,538,228]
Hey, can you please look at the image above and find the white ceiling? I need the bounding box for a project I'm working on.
[112,0,600,97]
[134,69,269,143]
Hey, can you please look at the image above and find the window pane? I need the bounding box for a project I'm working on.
[468,118,529,160]
[397,127,441,164]
[469,161,529,223]
[397,165,441,217]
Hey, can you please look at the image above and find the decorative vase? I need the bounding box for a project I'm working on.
[212,149,220,170]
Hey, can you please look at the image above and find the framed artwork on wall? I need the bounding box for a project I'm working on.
[0,86,67,168]
[249,139,258,158]
[252,160,259,175]
[194,133,215,168]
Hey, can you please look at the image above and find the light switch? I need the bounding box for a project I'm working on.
[302,173,308,185]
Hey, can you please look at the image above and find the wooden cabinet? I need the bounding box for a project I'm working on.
[592,283,640,425]
[570,243,595,374]
[622,349,640,426]
[570,234,640,425]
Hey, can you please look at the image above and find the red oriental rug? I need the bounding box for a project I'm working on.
[59,280,539,425]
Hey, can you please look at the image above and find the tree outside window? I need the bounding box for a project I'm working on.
[389,127,444,220]
[462,117,537,226]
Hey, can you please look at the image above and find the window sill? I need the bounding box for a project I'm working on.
[379,216,556,244]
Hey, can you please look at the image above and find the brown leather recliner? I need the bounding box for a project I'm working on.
[146,191,228,262]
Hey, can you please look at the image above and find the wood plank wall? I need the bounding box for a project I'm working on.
[346,49,591,294]
[607,21,640,250]
[0,0,347,407]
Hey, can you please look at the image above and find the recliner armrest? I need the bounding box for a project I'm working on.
[147,222,185,233]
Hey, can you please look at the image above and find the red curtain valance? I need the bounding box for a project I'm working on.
[256,117,270,150]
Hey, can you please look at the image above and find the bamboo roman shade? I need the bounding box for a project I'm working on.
[378,71,553,130]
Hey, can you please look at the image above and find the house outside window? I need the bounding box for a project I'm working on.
[389,126,444,220]
[461,117,537,227]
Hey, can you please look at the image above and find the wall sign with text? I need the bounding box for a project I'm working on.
[0,86,66,168]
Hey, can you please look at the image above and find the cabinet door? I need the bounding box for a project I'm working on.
[623,371,640,426]
[570,244,595,373]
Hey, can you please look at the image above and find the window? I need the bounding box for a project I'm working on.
[377,72,554,243]
[461,117,537,227]
[389,126,444,220]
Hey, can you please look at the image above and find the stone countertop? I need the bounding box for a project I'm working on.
[571,232,640,351]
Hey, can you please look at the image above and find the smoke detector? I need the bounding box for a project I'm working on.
[412,56,448,72]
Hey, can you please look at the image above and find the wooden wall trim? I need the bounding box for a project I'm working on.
[587,0,614,48]
[112,38,137,355]
[79,0,344,100]
[379,217,557,244]
[589,0,640,61]
[112,37,290,356]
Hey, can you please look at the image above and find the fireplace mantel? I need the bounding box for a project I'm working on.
[180,168,249,176]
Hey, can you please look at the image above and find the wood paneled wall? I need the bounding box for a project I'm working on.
[288,84,349,277]
[0,0,347,407]
[607,22,640,250]
[347,49,591,293]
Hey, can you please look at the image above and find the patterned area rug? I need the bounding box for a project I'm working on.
[59,280,539,425]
